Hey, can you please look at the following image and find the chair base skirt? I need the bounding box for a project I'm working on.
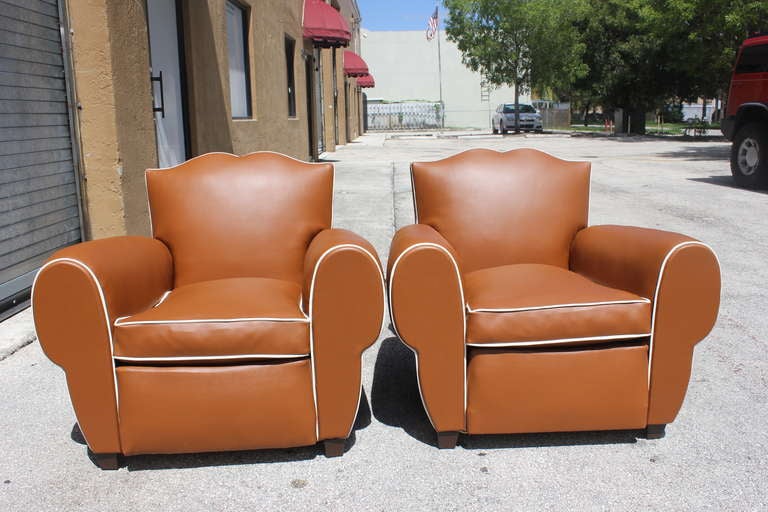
[466,344,649,435]
[116,360,317,456]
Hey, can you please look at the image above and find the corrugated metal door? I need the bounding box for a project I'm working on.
[0,0,83,316]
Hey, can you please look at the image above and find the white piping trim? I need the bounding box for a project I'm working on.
[114,353,309,362]
[113,316,310,327]
[145,150,325,172]
[466,298,650,313]
[308,243,386,440]
[648,241,720,382]
[154,290,171,307]
[388,242,467,430]
[31,257,120,443]
[467,333,651,348]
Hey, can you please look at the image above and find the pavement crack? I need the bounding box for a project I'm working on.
[0,335,36,362]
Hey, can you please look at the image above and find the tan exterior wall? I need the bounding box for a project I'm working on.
[320,48,336,151]
[336,48,349,145]
[64,0,364,238]
[183,0,310,159]
[66,0,156,239]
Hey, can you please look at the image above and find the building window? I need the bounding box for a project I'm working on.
[285,35,296,118]
[225,0,251,118]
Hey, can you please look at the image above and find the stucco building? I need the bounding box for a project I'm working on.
[360,29,524,130]
[0,0,370,316]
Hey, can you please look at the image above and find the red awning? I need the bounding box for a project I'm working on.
[357,73,375,88]
[303,0,351,48]
[344,50,369,77]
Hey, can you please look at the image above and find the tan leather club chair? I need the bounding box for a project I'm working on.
[388,148,720,448]
[32,152,384,469]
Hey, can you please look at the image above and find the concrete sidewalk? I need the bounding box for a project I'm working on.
[2,132,766,511]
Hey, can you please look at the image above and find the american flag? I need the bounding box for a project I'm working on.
[426,7,438,41]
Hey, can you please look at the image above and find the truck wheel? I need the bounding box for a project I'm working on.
[731,123,768,188]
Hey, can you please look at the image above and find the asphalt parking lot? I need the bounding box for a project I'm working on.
[1,131,766,511]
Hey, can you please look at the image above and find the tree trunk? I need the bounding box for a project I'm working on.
[514,79,521,133]
[701,97,707,122]
[628,107,646,135]
[583,101,590,126]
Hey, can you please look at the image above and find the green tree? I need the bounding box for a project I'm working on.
[572,0,768,133]
[443,0,587,132]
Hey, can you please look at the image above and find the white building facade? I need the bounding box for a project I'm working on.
[360,29,524,129]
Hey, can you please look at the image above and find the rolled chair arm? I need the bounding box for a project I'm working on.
[570,225,721,424]
[32,236,173,453]
[303,229,385,441]
[388,224,466,433]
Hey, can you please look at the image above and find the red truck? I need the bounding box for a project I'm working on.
[722,34,768,187]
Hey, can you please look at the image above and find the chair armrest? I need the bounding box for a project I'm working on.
[303,229,384,440]
[387,224,466,433]
[571,225,721,423]
[32,236,173,453]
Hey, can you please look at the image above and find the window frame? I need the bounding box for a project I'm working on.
[225,0,252,119]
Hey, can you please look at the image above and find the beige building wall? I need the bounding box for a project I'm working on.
[65,0,157,239]
[361,29,523,129]
[66,0,317,239]
[320,48,336,151]
[183,1,310,159]
[336,48,349,145]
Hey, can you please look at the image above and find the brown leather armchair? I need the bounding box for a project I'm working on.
[32,152,384,468]
[388,148,720,448]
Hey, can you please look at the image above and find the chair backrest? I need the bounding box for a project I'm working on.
[146,152,333,287]
[411,148,590,273]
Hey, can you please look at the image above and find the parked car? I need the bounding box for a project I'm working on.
[492,103,543,134]
[721,34,768,187]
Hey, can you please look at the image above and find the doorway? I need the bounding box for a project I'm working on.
[147,0,188,167]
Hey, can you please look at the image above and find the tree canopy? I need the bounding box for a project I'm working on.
[443,0,587,131]
[443,0,768,133]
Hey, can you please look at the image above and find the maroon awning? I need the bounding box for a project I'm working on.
[303,0,351,48]
[357,73,375,88]
[344,50,369,77]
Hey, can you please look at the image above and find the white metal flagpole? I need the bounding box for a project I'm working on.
[436,6,444,128]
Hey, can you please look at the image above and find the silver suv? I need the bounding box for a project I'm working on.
[492,103,543,134]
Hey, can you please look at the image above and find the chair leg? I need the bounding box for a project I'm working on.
[88,450,120,470]
[323,438,346,457]
[645,424,667,440]
[437,431,459,449]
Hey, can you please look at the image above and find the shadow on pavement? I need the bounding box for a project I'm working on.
[71,392,373,470]
[689,175,768,194]
[460,429,640,450]
[371,337,436,446]
[656,145,730,161]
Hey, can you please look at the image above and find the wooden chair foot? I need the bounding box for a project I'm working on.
[323,438,346,457]
[88,450,120,470]
[645,424,667,440]
[437,431,459,449]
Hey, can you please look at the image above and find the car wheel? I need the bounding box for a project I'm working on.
[731,123,768,188]
[501,124,508,135]
[492,123,498,134]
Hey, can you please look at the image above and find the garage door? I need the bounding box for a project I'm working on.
[0,0,83,317]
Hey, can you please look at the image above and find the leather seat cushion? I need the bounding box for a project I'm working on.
[464,264,652,347]
[113,277,310,361]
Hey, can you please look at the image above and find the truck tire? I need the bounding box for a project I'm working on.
[731,122,768,188]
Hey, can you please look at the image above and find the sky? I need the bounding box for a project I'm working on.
[358,0,443,31]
